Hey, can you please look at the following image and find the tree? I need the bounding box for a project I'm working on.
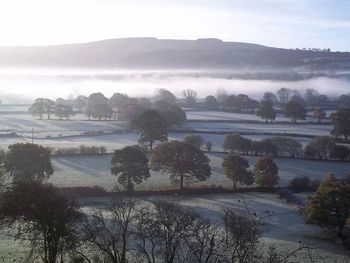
[86,92,110,120]
[183,134,205,149]
[150,141,211,190]
[313,107,326,123]
[131,109,168,150]
[270,136,302,157]
[283,100,306,123]
[222,154,254,189]
[222,208,260,262]
[330,145,350,161]
[118,103,145,122]
[109,93,129,109]
[304,136,335,160]
[262,92,278,105]
[155,89,177,105]
[253,157,279,188]
[256,101,276,123]
[55,103,74,120]
[204,95,219,109]
[331,108,350,140]
[44,98,55,120]
[305,180,350,245]
[305,88,319,106]
[155,103,187,125]
[223,133,252,154]
[81,198,136,263]
[111,146,150,193]
[5,143,54,183]
[0,181,83,263]
[277,88,291,105]
[205,141,212,152]
[74,95,88,112]
[183,89,197,107]
[29,98,46,119]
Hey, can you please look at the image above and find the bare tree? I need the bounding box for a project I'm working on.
[183,89,197,107]
[81,198,137,263]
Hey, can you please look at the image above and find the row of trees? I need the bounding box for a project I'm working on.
[221,133,350,161]
[204,88,338,110]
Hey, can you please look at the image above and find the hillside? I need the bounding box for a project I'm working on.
[1,37,350,72]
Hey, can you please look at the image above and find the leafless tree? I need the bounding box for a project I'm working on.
[81,198,137,263]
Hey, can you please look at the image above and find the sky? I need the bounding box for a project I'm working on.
[0,0,350,51]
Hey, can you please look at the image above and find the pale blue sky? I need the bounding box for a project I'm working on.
[0,0,349,50]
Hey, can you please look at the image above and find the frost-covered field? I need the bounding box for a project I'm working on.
[183,121,332,136]
[186,110,330,122]
[49,153,350,191]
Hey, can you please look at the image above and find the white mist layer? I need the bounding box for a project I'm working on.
[0,69,349,103]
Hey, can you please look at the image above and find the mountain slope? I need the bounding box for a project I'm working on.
[0,37,350,71]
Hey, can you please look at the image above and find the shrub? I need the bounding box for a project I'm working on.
[289,176,311,192]
[278,189,303,205]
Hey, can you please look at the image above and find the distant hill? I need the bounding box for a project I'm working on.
[1,37,350,73]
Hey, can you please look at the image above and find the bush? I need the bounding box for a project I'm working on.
[278,189,303,205]
[289,176,311,192]
[52,145,108,155]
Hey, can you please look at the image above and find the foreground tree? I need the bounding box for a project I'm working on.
[253,157,279,188]
[0,182,83,263]
[81,198,136,263]
[5,143,54,183]
[150,141,211,190]
[111,146,150,193]
[131,109,168,150]
[256,101,276,123]
[204,95,219,109]
[283,100,306,123]
[305,179,350,246]
[222,154,254,189]
[331,108,350,140]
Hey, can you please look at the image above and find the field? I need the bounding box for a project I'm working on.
[0,105,349,261]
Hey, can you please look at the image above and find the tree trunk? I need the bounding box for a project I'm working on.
[265,118,268,123]
[150,141,153,151]
[180,174,184,190]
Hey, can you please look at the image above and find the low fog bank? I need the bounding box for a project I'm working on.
[0,68,349,103]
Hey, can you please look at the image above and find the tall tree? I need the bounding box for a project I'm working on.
[5,143,54,183]
[131,109,168,150]
[150,141,211,190]
[29,98,46,120]
[277,88,291,105]
[283,100,306,123]
[262,92,278,105]
[111,146,150,193]
[253,157,279,188]
[222,154,254,189]
[0,181,83,263]
[256,101,276,123]
[331,108,350,140]
[44,98,55,120]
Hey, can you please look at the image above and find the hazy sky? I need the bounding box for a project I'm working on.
[0,0,350,50]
